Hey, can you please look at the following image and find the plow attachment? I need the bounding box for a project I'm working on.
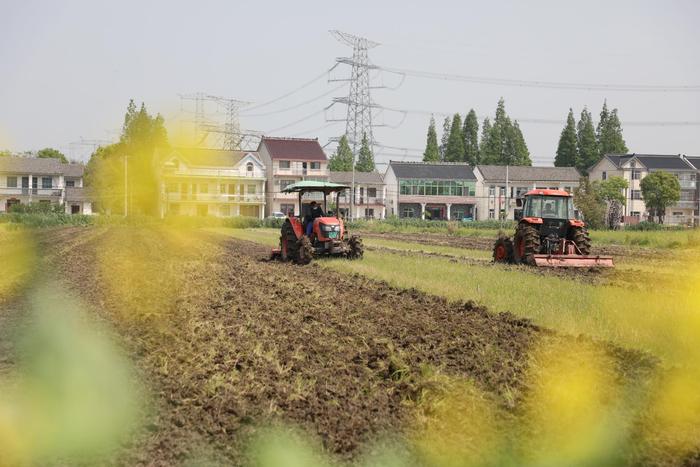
[533,254,614,268]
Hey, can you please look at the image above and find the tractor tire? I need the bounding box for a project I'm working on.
[346,235,364,260]
[492,236,514,264]
[570,226,592,255]
[295,236,314,265]
[513,223,541,266]
[280,220,299,262]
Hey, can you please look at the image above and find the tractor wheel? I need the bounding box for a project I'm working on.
[295,236,314,265]
[570,226,592,255]
[346,235,364,259]
[492,236,514,263]
[280,220,298,262]
[513,224,541,266]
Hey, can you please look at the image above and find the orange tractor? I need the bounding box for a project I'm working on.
[270,181,363,265]
[493,189,613,268]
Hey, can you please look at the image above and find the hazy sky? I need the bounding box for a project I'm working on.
[2,0,699,166]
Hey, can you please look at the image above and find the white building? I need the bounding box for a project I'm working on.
[384,162,478,220]
[0,156,92,214]
[257,137,329,216]
[158,148,266,218]
[588,154,698,225]
[328,171,386,219]
[474,165,581,220]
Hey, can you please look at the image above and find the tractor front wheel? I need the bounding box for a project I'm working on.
[570,226,592,255]
[492,236,514,263]
[513,224,541,266]
[346,235,364,259]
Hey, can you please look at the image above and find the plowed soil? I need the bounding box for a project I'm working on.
[2,226,655,465]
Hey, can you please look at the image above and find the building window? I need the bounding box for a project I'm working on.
[564,186,572,193]
[166,182,177,193]
[279,179,295,191]
[602,171,607,180]
[280,203,294,215]
[220,205,231,217]
[367,187,377,198]
[279,160,291,169]
[631,190,642,200]
[398,179,475,196]
[247,185,256,195]
[246,162,254,172]
[200,184,209,194]
[66,180,75,188]
[364,208,374,218]
[672,211,683,217]
[488,186,495,196]
[630,211,640,217]
[632,170,640,180]
[309,162,320,170]
[6,176,17,188]
[499,187,506,196]
[401,206,416,218]
[41,177,52,189]
[488,209,495,219]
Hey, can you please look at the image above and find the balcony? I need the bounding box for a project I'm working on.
[166,193,264,203]
[273,167,327,177]
[338,195,386,206]
[0,187,63,197]
[675,200,697,209]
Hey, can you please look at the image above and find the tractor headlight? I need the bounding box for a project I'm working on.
[320,224,340,233]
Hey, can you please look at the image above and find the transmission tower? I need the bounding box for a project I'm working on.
[179,93,209,145]
[329,30,380,155]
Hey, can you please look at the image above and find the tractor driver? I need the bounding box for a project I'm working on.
[305,201,324,236]
[543,201,556,218]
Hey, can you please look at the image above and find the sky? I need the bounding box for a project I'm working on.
[1,0,699,166]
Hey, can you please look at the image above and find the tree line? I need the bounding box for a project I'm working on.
[555,100,627,174]
[422,98,531,166]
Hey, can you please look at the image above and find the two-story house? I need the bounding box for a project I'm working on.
[474,165,581,220]
[328,171,385,219]
[257,137,329,216]
[0,156,92,214]
[588,154,697,225]
[158,147,266,218]
[384,162,477,220]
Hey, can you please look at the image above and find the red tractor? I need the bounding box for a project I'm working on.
[270,181,363,265]
[493,189,613,268]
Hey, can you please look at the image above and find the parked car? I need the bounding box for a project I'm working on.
[268,211,286,219]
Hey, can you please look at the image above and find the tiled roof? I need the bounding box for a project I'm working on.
[604,153,695,170]
[389,162,476,180]
[686,157,700,170]
[0,156,84,176]
[260,137,327,161]
[329,171,383,184]
[477,165,581,182]
[166,148,250,167]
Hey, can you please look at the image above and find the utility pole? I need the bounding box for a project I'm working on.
[505,164,509,220]
[124,154,128,217]
[330,30,380,219]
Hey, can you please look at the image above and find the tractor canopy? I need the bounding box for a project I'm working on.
[281,181,350,194]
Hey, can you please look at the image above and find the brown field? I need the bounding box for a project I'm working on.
[4,226,697,466]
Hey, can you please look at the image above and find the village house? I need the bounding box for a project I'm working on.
[328,171,385,219]
[474,165,581,221]
[158,147,266,218]
[0,156,92,214]
[384,162,478,220]
[588,154,698,225]
[257,137,329,216]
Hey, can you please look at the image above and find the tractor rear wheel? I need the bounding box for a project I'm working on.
[346,235,364,259]
[296,236,314,265]
[513,224,541,266]
[570,226,592,255]
[280,220,299,262]
[492,236,514,263]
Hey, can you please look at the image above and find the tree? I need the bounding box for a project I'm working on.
[444,113,465,162]
[328,135,354,171]
[573,177,605,229]
[597,176,628,228]
[480,118,492,163]
[576,107,598,174]
[85,99,169,215]
[423,117,440,162]
[640,171,681,223]
[554,109,578,167]
[462,109,479,165]
[0,150,11,157]
[439,116,451,160]
[480,98,531,165]
[354,132,375,172]
[37,147,68,164]
[597,100,628,158]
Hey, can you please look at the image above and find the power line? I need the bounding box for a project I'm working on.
[241,84,346,117]
[264,106,332,134]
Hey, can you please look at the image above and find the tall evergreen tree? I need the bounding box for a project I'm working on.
[423,117,440,161]
[328,135,354,171]
[439,116,451,160]
[462,109,479,165]
[576,107,598,174]
[480,98,530,165]
[511,121,531,166]
[596,100,629,158]
[444,113,465,162]
[354,132,375,172]
[554,109,578,167]
[480,118,492,163]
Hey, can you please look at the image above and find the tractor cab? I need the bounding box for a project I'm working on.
[270,181,363,264]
